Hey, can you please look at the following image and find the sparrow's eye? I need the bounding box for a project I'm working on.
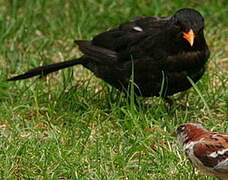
[177,126,185,133]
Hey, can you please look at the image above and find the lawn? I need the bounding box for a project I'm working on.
[0,0,227,179]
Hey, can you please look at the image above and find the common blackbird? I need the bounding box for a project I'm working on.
[8,8,210,100]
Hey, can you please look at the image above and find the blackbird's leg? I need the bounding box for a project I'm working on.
[178,91,188,99]
[163,97,173,106]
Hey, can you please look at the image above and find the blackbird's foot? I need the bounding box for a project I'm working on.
[164,97,173,106]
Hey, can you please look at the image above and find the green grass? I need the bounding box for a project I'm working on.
[0,0,227,179]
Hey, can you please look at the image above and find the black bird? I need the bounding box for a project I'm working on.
[8,8,210,101]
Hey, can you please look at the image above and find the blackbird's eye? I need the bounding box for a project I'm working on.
[174,25,181,29]
[174,20,182,29]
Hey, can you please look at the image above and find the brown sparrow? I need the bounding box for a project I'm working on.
[175,123,228,180]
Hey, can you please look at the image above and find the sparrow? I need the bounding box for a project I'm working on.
[175,123,228,180]
[8,8,210,101]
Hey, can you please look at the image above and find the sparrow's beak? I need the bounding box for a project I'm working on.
[171,131,177,137]
[183,29,195,46]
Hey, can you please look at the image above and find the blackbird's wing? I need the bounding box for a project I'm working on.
[75,16,173,62]
[74,40,119,64]
[121,16,172,31]
[92,16,172,51]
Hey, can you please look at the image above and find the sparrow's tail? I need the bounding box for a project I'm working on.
[8,57,85,81]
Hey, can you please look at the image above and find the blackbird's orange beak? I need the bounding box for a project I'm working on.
[183,29,195,46]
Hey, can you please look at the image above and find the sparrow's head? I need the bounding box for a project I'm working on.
[175,123,208,145]
[173,8,205,46]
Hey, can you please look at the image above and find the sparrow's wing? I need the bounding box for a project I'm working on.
[211,134,228,173]
[213,159,228,173]
[193,134,228,172]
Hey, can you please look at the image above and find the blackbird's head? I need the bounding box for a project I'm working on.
[172,8,205,46]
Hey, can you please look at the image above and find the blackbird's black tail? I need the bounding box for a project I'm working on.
[8,40,118,81]
[8,57,85,81]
